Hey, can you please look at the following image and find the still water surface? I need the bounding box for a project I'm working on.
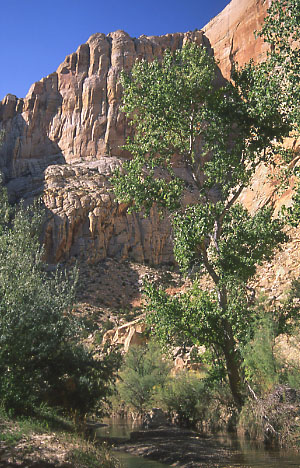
[97,418,300,468]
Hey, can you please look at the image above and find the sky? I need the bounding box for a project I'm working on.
[0,0,231,100]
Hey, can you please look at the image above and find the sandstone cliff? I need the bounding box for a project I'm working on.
[0,30,205,195]
[0,0,291,265]
[203,0,271,79]
[0,30,205,263]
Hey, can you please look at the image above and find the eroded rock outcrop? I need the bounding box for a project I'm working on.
[43,157,174,264]
[0,30,205,190]
[102,317,147,353]
[0,30,205,263]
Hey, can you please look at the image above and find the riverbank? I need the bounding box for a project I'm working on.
[0,410,120,467]
[104,420,300,468]
[113,426,236,467]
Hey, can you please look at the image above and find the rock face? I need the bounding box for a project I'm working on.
[0,0,281,264]
[203,0,271,79]
[0,30,205,264]
[102,317,147,353]
[43,158,173,264]
[0,30,205,188]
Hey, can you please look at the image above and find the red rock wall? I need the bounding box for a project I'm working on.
[204,0,271,79]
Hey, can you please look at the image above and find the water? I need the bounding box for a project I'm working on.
[96,418,300,468]
[96,417,142,439]
[97,418,169,467]
[116,451,170,468]
[213,434,300,467]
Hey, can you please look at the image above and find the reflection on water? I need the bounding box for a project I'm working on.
[97,418,300,468]
[222,435,300,467]
[96,417,143,439]
[97,418,170,467]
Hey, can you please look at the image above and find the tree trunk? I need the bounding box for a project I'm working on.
[222,324,244,409]
[218,288,244,408]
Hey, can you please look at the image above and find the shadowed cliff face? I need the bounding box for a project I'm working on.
[0,1,280,264]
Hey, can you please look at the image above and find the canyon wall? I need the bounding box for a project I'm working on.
[0,30,205,263]
[203,0,271,79]
[0,0,284,264]
[0,30,205,192]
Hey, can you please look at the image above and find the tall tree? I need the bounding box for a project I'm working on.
[112,39,294,407]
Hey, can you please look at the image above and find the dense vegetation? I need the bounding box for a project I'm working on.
[112,0,300,414]
[0,174,119,417]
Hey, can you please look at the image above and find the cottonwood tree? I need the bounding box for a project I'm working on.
[112,25,296,406]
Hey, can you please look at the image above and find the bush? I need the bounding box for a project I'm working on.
[238,385,300,448]
[241,314,279,394]
[117,341,171,412]
[159,370,205,426]
[0,187,119,416]
[159,370,235,431]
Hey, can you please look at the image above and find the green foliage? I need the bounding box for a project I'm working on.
[258,0,300,225]
[113,42,292,216]
[173,203,287,279]
[120,43,216,161]
[0,188,119,416]
[242,315,279,394]
[117,341,171,412]
[144,279,253,349]
[283,175,300,227]
[159,371,205,426]
[241,287,300,395]
[257,0,300,130]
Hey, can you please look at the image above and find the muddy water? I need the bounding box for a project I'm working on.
[96,418,300,467]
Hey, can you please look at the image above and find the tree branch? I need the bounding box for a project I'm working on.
[216,184,245,240]
[200,245,220,286]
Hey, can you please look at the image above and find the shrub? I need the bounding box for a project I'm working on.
[241,314,279,394]
[238,385,300,448]
[159,370,235,430]
[117,341,171,412]
[159,370,205,426]
[0,187,119,416]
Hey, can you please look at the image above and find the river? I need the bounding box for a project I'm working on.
[96,418,300,467]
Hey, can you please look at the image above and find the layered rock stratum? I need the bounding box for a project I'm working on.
[0,0,297,266]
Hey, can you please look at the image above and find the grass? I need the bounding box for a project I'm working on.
[67,441,121,468]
